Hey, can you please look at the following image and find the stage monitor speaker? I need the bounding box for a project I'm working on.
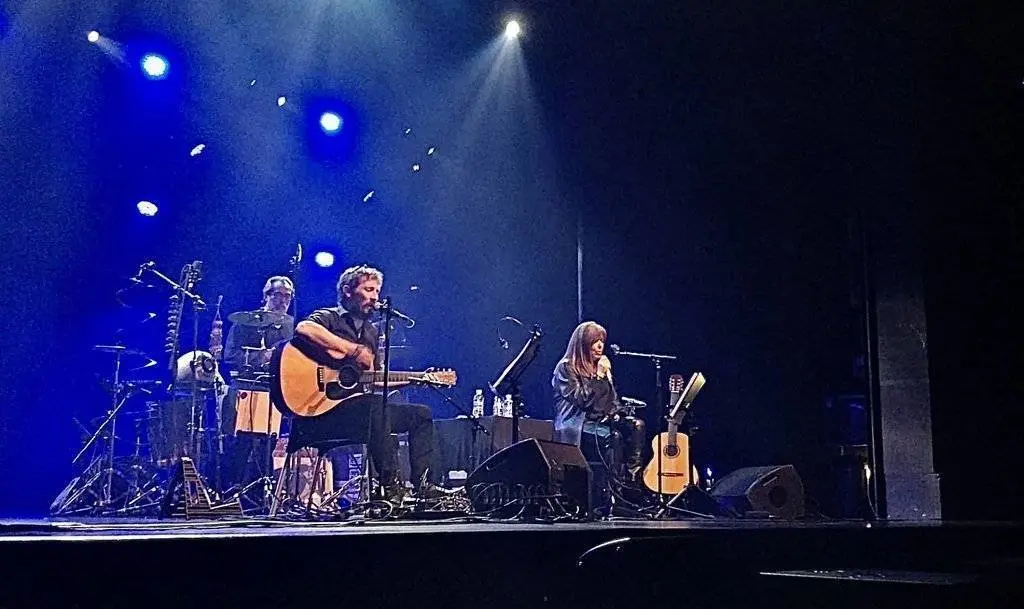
[710,465,805,520]
[466,438,592,518]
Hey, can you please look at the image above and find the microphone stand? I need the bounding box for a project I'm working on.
[141,262,211,489]
[377,297,395,497]
[288,244,301,320]
[609,347,676,511]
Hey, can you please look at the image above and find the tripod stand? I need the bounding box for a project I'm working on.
[607,346,677,510]
[51,346,141,515]
[226,373,279,514]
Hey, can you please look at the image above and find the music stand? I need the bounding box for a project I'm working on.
[489,325,542,445]
[656,372,712,518]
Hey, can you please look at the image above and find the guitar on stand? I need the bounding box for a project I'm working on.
[643,374,694,495]
[643,372,711,518]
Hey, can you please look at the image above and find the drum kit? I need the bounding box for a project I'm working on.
[50,266,292,518]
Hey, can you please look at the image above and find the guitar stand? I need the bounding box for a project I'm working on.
[655,483,716,519]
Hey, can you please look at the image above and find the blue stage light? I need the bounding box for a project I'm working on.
[314,251,335,268]
[319,112,343,134]
[136,200,158,216]
[140,53,169,79]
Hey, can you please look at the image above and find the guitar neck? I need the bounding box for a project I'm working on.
[665,421,679,446]
[359,370,429,383]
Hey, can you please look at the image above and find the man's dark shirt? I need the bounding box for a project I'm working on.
[224,312,294,372]
[302,306,378,367]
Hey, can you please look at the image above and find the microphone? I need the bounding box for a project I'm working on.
[373,301,416,327]
[132,261,154,282]
[609,344,621,355]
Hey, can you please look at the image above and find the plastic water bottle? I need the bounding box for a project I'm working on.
[503,394,514,418]
[492,395,503,417]
[472,389,485,418]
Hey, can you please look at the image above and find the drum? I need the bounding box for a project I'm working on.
[175,351,225,385]
[233,390,282,436]
[147,399,191,467]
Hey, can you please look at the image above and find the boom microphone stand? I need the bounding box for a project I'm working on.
[375,297,398,497]
[607,345,676,504]
[141,262,211,486]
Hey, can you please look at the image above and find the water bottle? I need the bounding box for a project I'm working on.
[503,394,513,418]
[472,389,485,418]
[492,395,503,417]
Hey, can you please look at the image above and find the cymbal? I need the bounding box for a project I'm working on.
[115,277,163,310]
[228,310,289,327]
[93,344,145,356]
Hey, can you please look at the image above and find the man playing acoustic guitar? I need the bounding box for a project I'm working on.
[287,264,442,502]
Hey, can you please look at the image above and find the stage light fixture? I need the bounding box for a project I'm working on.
[136,200,158,216]
[314,251,335,268]
[319,111,342,134]
[505,20,521,39]
[87,31,100,43]
[277,96,287,107]
[140,53,169,79]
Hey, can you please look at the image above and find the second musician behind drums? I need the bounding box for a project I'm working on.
[552,322,646,483]
[224,276,296,373]
[220,275,296,494]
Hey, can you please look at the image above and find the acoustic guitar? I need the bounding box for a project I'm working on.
[642,374,693,494]
[269,339,457,418]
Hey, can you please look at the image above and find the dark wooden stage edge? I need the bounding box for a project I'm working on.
[2,518,1023,608]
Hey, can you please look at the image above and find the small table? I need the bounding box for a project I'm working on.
[432,416,554,484]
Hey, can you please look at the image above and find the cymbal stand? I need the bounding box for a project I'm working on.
[53,351,136,515]
[114,413,164,516]
[229,372,277,514]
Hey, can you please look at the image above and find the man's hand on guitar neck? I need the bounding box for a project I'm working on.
[296,320,374,369]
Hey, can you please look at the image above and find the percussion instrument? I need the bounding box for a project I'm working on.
[175,351,225,386]
[233,389,282,436]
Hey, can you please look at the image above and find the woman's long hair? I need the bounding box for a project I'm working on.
[561,321,607,380]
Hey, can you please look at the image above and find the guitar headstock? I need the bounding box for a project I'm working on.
[415,369,457,387]
[668,373,685,395]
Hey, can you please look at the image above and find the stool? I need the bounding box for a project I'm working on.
[271,437,359,517]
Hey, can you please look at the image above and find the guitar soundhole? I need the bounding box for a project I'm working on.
[664,445,680,458]
[336,366,360,389]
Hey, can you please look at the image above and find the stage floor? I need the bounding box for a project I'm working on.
[0,514,983,541]
[3,516,1023,608]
